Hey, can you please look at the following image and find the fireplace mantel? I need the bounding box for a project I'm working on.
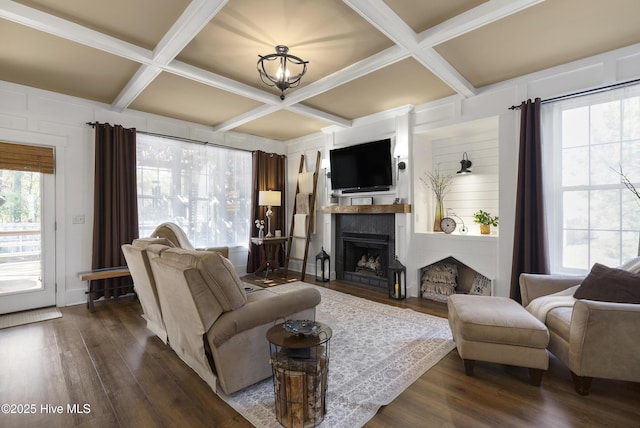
[321,204,411,214]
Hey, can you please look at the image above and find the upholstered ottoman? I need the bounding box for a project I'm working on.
[447,295,550,385]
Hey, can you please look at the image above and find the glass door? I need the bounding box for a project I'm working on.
[0,169,55,314]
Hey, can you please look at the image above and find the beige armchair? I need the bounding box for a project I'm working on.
[520,269,640,395]
[150,247,321,395]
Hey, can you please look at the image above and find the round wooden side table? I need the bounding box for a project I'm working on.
[266,321,332,428]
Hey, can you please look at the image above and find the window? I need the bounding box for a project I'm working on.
[136,133,252,248]
[542,84,640,274]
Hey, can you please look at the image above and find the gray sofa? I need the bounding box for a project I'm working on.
[520,258,640,395]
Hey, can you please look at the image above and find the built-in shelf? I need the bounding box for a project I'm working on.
[321,204,411,214]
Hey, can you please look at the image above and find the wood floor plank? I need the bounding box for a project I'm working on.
[0,276,638,428]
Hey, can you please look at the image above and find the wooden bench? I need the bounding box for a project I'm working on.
[78,267,131,312]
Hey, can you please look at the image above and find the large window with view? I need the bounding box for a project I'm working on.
[136,133,252,248]
[543,84,640,274]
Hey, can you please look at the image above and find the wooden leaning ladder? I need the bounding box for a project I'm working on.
[284,151,321,281]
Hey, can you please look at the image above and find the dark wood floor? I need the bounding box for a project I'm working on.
[1,276,639,428]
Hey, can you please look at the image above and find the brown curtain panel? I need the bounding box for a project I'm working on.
[247,151,286,273]
[510,98,549,303]
[91,123,139,299]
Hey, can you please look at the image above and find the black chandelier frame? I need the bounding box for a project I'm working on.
[257,45,308,100]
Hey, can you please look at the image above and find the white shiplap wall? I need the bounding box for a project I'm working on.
[414,117,499,235]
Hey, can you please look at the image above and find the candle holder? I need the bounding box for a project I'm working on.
[315,247,330,282]
[388,255,406,300]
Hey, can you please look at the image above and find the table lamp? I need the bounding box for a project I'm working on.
[259,190,281,237]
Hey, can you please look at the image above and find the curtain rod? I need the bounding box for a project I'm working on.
[85,122,252,152]
[508,77,640,110]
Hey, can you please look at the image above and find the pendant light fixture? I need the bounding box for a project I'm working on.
[257,45,308,100]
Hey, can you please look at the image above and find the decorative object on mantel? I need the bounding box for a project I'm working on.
[420,165,453,232]
[351,196,373,205]
[440,217,457,234]
[421,262,458,302]
[446,209,469,235]
[388,255,406,300]
[474,209,499,235]
[315,247,330,282]
[456,152,473,174]
[255,219,265,238]
[257,45,308,100]
[321,204,411,214]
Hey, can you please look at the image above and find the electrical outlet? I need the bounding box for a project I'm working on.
[72,214,85,224]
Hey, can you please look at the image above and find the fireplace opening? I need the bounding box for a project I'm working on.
[342,232,389,289]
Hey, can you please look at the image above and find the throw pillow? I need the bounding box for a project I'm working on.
[469,273,492,296]
[573,263,640,304]
[421,280,456,296]
[421,262,458,284]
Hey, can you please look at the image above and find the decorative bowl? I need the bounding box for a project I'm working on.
[283,320,319,336]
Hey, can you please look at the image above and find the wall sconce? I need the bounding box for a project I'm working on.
[320,158,331,178]
[396,156,406,181]
[457,152,472,174]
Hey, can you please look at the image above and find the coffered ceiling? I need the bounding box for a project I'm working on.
[1,0,639,141]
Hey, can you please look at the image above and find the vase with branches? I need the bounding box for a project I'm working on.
[614,166,640,204]
[614,166,640,255]
[420,165,453,232]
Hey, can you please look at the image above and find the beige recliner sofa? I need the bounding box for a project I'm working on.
[122,223,230,343]
[150,247,321,395]
[122,238,175,343]
[520,259,640,395]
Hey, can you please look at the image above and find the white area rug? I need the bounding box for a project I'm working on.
[221,282,454,428]
[0,306,62,329]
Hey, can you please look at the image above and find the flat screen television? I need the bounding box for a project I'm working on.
[329,138,393,193]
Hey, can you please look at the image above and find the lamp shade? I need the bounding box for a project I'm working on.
[259,190,281,207]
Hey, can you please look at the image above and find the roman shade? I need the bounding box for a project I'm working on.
[0,141,55,174]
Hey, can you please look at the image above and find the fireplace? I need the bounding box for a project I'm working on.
[342,232,389,288]
[335,214,395,290]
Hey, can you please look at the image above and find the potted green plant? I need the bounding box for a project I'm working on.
[473,210,499,234]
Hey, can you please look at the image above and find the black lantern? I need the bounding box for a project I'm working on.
[315,247,330,282]
[388,255,406,300]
